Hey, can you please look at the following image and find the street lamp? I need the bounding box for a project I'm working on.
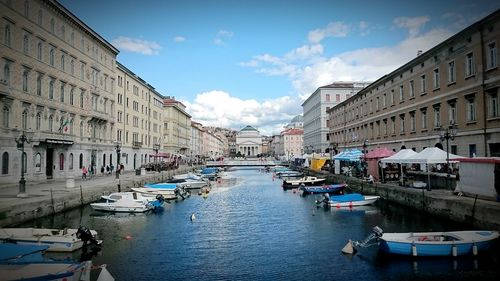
[329,142,338,174]
[438,124,458,190]
[15,131,30,198]
[362,140,368,177]
[114,141,121,179]
[153,143,160,172]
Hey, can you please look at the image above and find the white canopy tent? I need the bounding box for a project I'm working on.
[380,149,418,164]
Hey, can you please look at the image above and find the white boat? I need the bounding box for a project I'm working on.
[101,191,157,202]
[132,183,188,200]
[91,195,164,213]
[323,193,380,208]
[282,176,326,189]
[0,227,99,252]
[164,178,209,189]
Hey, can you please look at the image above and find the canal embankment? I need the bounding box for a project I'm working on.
[0,166,201,227]
[306,169,500,229]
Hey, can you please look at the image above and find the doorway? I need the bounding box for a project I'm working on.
[46,148,54,179]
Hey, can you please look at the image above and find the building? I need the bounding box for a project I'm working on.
[302,82,369,154]
[236,125,262,157]
[163,97,191,156]
[116,62,164,170]
[190,121,203,158]
[281,128,303,160]
[285,114,303,129]
[0,0,119,183]
[328,9,500,157]
[202,128,224,159]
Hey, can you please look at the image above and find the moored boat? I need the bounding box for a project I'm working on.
[320,193,380,208]
[347,226,500,257]
[132,182,189,200]
[101,191,157,202]
[0,226,99,252]
[299,183,346,195]
[91,194,165,213]
[282,176,326,189]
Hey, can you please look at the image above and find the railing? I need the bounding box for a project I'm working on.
[132,141,142,148]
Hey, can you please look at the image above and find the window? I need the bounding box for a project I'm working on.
[336,94,340,102]
[375,97,379,111]
[49,79,54,99]
[487,42,497,69]
[410,112,416,132]
[36,73,42,96]
[390,117,396,135]
[409,80,415,98]
[48,115,54,132]
[60,54,65,71]
[69,153,73,170]
[35,153,41,172]
[399,85,404,101]
[37,10,42,25]
[390,90,395,105]
[22,109,28,130]
[80,121,84,137]
[37,42,42,60]
[466,95,476,122]
[80,63,84,80]
[70,59,74,75]
[23,34,29,55]
[23,0,29,17]
[2,106,9,127]
[433,68,440,89]
[36,112,41,130]
[488,91,499,118]
[399,114,405,133]
[50,18,55,33]
[4,25,11,47]
[420,74,426,93]
[70,87,74,105]
[382,93,387,108]
[59,153,64,170]
[434,105,441,128]
[60,83,65,103]
[22,70,29,92]
[3,61,10,85]
[465,52,475,77]
[448,61,456,83]
[1,152,8,174]
[448,101,457,125]
[469,144,477,158]
[49,48,54,66]
[325,94,330,102]
[80,90,85,108]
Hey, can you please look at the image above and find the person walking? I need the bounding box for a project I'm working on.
[82,166,88,180]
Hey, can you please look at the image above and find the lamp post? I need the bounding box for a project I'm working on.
[362,140,368,177]
[15,131,30,198]
[114,141,121,180]
[438,124,458,190]
[153,143,160,172]
[330,142,338,174]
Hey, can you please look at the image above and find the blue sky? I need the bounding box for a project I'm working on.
[60,0,499,135]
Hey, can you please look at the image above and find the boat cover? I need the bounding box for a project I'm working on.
[144,183,178,189]
[330,193,364,202]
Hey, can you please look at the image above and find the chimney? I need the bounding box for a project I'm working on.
[417,50,423,56]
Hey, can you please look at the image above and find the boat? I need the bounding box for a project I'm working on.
[132,183,189,200]
[0,226,99,252]
[101,191,157,202]
[0,242,113,280]
[299,183,346,195]
[318,193,380,208]
[348,226,500,257]
[91,194,165,213]
[276,170,303,178]
[282,176,326,189]
[198,167,219,180]
[164,177,209,189]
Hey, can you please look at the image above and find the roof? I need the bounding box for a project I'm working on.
[282,128,303,135]
[240,125,258,132]
[291,115,303,123]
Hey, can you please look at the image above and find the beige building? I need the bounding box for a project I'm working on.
[163,97,191,156]
[202,128,224,159]
[236,125,262,157]
[190,121,203,158]
[328,10,500,157]
[0,0,119,183]
[116,62,164,170]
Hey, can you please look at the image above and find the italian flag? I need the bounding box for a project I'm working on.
[59,118,71,133]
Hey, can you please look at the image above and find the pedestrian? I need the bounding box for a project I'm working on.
[100,165,105,175]
[82,166,87,180]
[110,164,114,174]
[106,165,110,175]
[89,165,94,179]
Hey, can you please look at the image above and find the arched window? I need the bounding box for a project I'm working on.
[49,79,54,99]
[23,34,29,54]
[22,70,28,92]
[2,106,9,128]
[1,152,8,174]
[60,83,65,102]
[4,25,11,47]
[36,73,42,96]
[59,153,64,170]
[36,112,41,130]
[49,49,54,66]
[22,109,28,130]
[35,153,41,172]
[4,63,10,85]
[69,88,74,105]
[78,153,83,169]
[102,154,106,166]
[69,153,73,170]
[22,152,27,174]
[60,55,65,72]
[37,42,42,60]
[69,118,74,134]
[48,115,53,132]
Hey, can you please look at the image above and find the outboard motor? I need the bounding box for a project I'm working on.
[76,226,99,246]
[353,226,384,248]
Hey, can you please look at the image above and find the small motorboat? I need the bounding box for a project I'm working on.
[101,191,157,202]
[299,183,346,195]
[164,177,209,189]
[320,193,380,208]
[91,194,165,213]
[0,226,99,252]
[346,226,500,257]
[132,183,189,200]
[282,176,326,189]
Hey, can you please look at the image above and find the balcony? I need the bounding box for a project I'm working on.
[132,141,143,149]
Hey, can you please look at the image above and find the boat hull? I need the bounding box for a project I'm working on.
[328,196,380,207]
[300,183,346,195]
[379,231,499,256]
[90,203,154,213]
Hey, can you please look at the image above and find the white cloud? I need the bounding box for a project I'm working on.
[111,36,161,55]
[393,16,430,37]
[173,36,186,43]
[183,90,301,135]
[308,21,350,43]
[214,30,234,46]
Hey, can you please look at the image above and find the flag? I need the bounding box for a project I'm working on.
[59,116,70,133]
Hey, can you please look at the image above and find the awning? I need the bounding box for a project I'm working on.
[333,149,363,161]
[363,147,395,160]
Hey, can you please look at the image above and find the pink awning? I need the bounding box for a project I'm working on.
[363,147,395,159]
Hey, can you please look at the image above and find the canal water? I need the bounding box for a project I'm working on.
[22,168,500,281]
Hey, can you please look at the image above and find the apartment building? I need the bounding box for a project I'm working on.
[328,9,500,157]
[0,0,119,183]
[190,121,203,158]
[163,97,191,156]
[281,128,303,160]
[302,82,370,154]
[202,128,224,159]
[116,62,164,170]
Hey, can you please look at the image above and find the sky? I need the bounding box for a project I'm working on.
[60,0,500,136]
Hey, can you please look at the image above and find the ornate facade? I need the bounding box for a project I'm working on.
[236,125,262,156]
